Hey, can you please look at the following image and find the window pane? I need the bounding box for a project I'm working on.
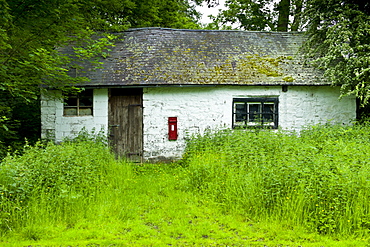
[79,107,92,116]
[65,97,77,106]
[64,107,77,116]
[263,103,274,122]
[235,103,246,122]
[79,96,93,106]
[248,103,261,122]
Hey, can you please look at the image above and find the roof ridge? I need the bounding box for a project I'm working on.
[125,27,303,34]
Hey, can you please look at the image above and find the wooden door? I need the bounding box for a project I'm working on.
[108,88,143,161]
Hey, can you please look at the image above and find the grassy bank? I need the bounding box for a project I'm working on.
[1,125,370,246]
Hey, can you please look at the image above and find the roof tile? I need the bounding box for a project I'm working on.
[78,28,328,86]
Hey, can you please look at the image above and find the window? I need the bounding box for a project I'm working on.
[233,97,278,129]
[64,89,93,116]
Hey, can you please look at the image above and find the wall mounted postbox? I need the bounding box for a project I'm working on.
[168,117,178,140]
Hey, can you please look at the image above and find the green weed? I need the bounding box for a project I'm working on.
[1,124,370,246]
[181,124,370,236]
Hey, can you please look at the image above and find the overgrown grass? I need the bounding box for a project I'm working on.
[181,124,370,236]
[0,125,370,246]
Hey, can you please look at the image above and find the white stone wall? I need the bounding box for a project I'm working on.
[41,86,356,161]
[41,89,108,142]
[142,86,356,161]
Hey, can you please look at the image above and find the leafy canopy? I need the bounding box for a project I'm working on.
[206,0,370,108]
[205,0,304,31]
[303,0,370,105]
[0,0,202,101]
[0,0,203,151]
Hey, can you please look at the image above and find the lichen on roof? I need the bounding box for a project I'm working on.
[81,28,327,86]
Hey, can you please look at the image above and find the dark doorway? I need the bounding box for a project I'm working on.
[108,88,143,161]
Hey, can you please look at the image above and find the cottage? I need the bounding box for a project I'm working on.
[41,27,356,162]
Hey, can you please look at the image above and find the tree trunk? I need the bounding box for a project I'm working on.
[277,0,290,32]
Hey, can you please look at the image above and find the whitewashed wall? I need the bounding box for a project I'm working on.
[41,89,108,141]
[142,86,356,161]
[41,86,356,161]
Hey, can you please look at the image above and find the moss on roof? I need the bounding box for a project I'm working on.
[79,28,328,86]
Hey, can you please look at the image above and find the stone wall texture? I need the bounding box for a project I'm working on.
[41,89,108,142]
[41,85,356,161]
[142,86,356,161]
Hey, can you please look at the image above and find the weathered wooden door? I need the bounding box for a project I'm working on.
[108,88,143,161]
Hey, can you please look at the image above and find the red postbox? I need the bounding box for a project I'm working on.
[168,117,178,140]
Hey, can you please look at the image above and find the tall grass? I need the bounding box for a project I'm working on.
[1,124,370,245]
[181,124,370,236]
[0,138,133,240]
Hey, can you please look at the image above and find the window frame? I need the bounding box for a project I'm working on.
[232,97,279,129]
[63,89,94,117]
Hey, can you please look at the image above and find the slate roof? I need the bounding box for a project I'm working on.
[76,27,328,87]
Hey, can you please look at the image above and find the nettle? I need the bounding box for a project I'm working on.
[0,134,115,231]
[182,124,370,235]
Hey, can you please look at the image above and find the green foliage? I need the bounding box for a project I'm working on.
[128,0,201,29]
[206,0,304,31]
[181,125,370,235]
[62,127,108,146]
[2,126,370,245]
[304,0,370,106]
[0,136,115,232]
[0,0,120,152]
[0,0,202,104]
[1,0,118,97]
[0,92,40,159]
[0,0,204,156]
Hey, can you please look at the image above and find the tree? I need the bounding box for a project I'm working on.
[207,0,369,112]
[128,0,201,29]
[0,0,203,153]
[303,0,370,107]
[206,0,304,31]
[0,0,125,150]
[0,0,201,102]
